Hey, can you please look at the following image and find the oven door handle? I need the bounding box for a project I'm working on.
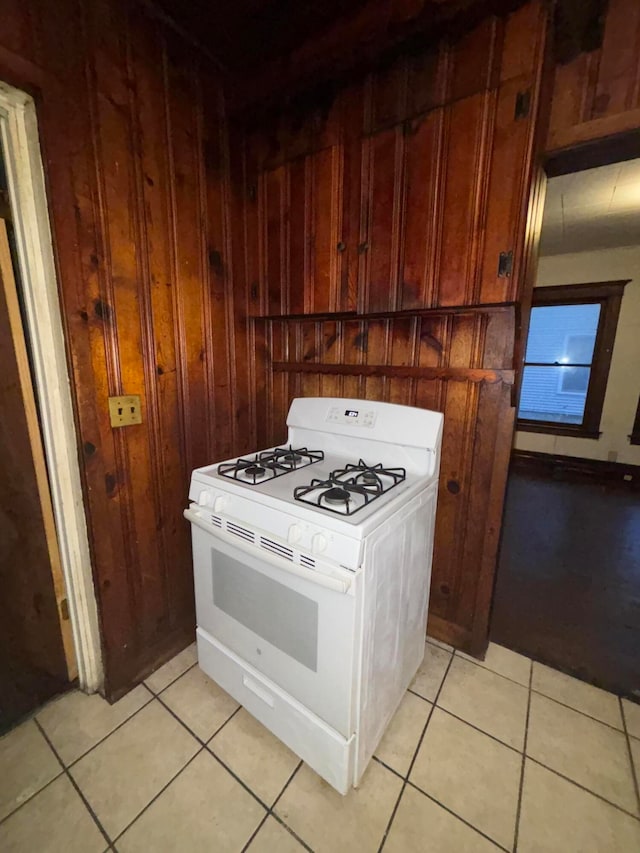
[183,507,353,594]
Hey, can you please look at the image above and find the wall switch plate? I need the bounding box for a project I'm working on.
[108,395,142,427]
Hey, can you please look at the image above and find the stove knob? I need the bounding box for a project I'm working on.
[288,524,302,544]
[312,533,327,554]
[214,495,228,512]
[199,490,213,508]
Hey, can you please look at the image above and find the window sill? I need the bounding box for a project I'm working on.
[517,421,601,440]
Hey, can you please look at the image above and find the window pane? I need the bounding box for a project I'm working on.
[524,303,600,365]
[518,366,590,424]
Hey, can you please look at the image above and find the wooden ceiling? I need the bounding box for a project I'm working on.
[153,0,373,71]
[154,0,536,114]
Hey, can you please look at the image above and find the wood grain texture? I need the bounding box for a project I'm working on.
[241,2,547,315]
[0,0,244,699]
[546,0,640,152]
[0,0,550,693]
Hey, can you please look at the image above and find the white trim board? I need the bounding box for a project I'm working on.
[0,80,103,692]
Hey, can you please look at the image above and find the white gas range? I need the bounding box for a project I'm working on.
[185,397,443,794]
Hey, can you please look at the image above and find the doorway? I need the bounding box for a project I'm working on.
[0,200,72,729]
[0,81,102,727]
[491,154,640,697]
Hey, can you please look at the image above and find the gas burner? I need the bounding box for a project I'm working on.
[332,460,406,492]
[323,487,351,506]
[294,460,406,516]
[261,446,324,470]
[218,446,324,484]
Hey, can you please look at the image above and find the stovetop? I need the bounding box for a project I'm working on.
[217,447,407,517]
[188,399,442,565]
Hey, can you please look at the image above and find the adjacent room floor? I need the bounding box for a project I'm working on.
[1,638,639,852]
[492,468,640,696]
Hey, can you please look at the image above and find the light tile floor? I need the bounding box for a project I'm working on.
[1,639,639,852]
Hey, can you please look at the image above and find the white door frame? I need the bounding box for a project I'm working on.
[0,81,103,693]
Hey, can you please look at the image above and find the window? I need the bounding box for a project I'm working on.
[517,281,627,438]
[631,396,640,446]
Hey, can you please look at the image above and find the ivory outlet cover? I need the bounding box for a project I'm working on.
[108,394,142,427]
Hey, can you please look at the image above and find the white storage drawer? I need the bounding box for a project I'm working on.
[197,627,356,794]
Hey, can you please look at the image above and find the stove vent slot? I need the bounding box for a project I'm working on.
[260,537,293,562]
[227,522,255,544]
[210,515,222,528]
[300,555,315,570]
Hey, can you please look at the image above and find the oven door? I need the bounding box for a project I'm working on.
[186,507,358,737]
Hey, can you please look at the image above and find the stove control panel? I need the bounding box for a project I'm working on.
[326,406,377,428]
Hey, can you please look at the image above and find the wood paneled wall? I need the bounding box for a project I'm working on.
[0,0,551,695]
[231,1,549,652]
[0,0,241,698]
[547,0,640,152]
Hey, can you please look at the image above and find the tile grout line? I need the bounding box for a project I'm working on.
[620,697,640,816]
[0,763,65,827]
[406,778,512,853]
[512,657,533,852]
[108,700,246,844]
[526,756,640,823]
[434,702,523,756]
[144,659,199,697]
[109,699,249,845]
[452,649,628,734]
[240,759,314,853]
[153,688,240,750]
[111,746,207,844]
[528,689,628,733]
[452,648,531,690]
[0,693,157,833]
[376,651,455,853]
[42,688,158,777]
[33,717,113,849]
[147,682,314,847]
[371,753,511,853]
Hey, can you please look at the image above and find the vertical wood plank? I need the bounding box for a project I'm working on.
[263,165,287,315]
[339,83,365,312]
[129,8,191,632]
[288,157,308,315]
[309,146,340,313]
[361,126,404,313]
[90,0,167,650]
[400,110,443,309]
[435,92,491,307]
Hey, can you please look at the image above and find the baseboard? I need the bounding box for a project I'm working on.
[511,449,640,489]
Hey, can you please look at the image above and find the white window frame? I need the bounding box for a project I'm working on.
[0,81,103,692]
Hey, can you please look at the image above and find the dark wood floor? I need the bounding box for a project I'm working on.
[491,468,640,697]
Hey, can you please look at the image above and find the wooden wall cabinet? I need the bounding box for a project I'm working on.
[547,0,640,152]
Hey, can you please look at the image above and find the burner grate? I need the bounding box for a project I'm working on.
[293,460,406,516]
[218,445,323,483]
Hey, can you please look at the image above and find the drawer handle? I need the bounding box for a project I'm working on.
[243,675,275,708]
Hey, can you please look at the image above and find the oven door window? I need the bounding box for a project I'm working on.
[212,550,319,672]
